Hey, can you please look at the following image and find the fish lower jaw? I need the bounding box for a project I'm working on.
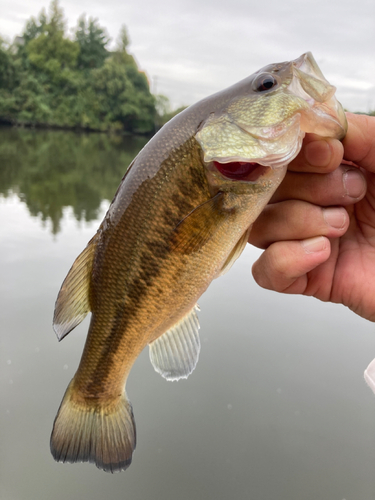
[300,99,348,139]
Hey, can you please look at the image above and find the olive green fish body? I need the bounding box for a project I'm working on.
[51,53,348,472]
[72,134,279,394]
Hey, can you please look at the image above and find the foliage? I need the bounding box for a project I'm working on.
[76,15,109,70]
[117,25,130,53]
[0,38,18,90]
[155,94,187,128]
[0,1,156,133]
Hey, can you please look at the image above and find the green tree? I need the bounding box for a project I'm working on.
[154,94,187,128]
[117,24,130,53]
[92,55,155,132]
[24,0,78,85]
[75,15,109,69]
[22,9,47,44]
[0,2,156,133]
[48,0,64,34]
[0,38,17,90]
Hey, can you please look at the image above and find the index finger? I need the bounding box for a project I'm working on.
[343,113,375,171]
[288,133,344,174]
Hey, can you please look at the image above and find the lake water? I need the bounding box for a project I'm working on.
[1,127,375,500]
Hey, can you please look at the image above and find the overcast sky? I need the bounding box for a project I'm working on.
[0,0,374,112]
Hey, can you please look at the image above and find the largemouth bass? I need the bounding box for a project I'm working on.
[51,52,347,473]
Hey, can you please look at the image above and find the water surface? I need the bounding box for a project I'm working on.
[1,128,375,500]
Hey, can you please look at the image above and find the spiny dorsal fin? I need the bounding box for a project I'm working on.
[170,192,226,254]
[219,227,251,276]
[53,233,99,341]
[149,305,200,381]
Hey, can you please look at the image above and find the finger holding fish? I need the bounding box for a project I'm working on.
[250,163,367,249]
[252,113,375,316]
[270,164,366,206]
[286,133,344,173]
[251,235,333,295]
[249,201,350,250]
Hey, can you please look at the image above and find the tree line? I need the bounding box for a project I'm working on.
[0,1,177,134]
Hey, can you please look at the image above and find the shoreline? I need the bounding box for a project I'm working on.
[0,118,156,137]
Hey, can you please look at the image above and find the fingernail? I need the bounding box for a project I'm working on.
[343,169,366,199]
[304,140,331,167]
[301,236,327,254]
[323,208,346,229]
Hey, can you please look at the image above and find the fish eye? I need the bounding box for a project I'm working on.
[253,73,278,92]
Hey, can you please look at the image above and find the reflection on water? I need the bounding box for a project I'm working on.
[1,128,375,499]
[0,127,148,233]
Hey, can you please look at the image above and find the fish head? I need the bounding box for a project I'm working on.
[195,52,347,199]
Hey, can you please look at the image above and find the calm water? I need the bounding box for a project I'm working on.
[1,127,375,500]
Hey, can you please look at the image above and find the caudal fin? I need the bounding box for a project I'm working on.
[50,380,136,473]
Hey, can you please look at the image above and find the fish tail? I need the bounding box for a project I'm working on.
[50,380,136,473]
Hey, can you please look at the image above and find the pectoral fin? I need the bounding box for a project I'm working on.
[149,305,200,381]
[171,192,226,254]
[53,233,99,341]
[219,227,251,276]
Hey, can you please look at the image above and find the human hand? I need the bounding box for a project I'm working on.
[249,113,375,322]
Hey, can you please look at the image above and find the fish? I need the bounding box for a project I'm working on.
[50,52,347,473]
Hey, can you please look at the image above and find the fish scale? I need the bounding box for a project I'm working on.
[51,52,347,473]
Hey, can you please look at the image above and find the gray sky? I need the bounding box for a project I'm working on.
[0,0,374,112]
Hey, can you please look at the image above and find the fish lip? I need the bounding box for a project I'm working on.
[288,52,348,139]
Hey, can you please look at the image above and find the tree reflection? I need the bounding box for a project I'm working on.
[0,127,147,233]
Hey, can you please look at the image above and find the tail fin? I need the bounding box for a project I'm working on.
[50,380,136,473]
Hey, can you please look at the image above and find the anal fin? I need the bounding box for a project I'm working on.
[149,305,200,381]
[53,233,99,341]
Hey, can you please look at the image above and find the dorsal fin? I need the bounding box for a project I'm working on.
[53,233,99,341]
[149,305,200,381]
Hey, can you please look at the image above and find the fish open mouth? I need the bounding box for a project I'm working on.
[213,160,269,182]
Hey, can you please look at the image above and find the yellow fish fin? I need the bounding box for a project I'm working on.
[50,380,136,473]
[149,304,200,381]
[219,227,251,276]
[170,192,226,254]
[53,233,99,341]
